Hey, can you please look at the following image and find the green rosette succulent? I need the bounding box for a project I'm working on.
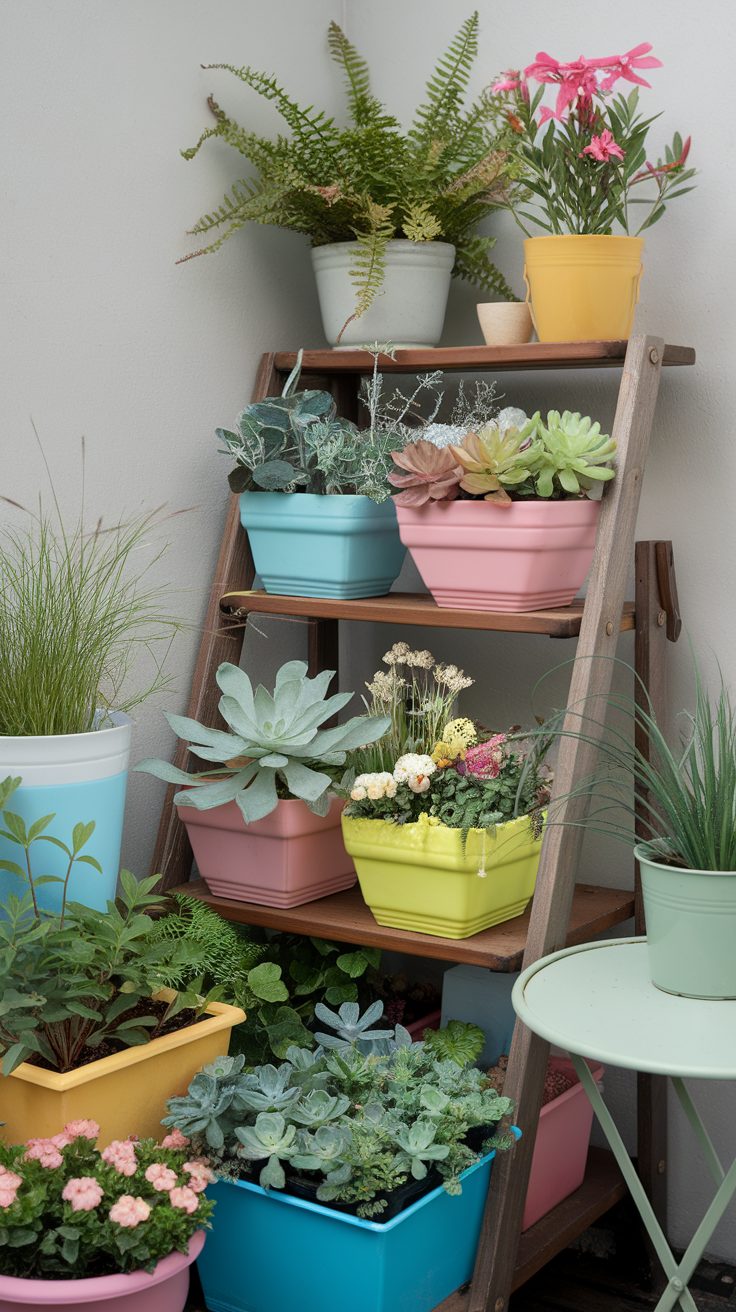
[137,659,390,824]
[450,414,542,503]
[533,411,616,498]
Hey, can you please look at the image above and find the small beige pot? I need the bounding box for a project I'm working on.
[476,301,533,346]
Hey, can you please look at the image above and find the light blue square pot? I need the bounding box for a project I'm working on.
[198,1142,517,1312]
[239,492,406,599]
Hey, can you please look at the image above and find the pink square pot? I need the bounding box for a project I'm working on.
[395,499,601,612]
[522,1056,604,1230]
[176,797,356,907]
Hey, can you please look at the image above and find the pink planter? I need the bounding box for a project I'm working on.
[395,499,601,612]
[177,797,356,907]
[0,1231,204,1312]
[523,1057,603,1231]
[405,1009,442,1040]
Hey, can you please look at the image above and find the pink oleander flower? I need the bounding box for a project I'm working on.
[62,1176,104,1212]
[25,1139,64,1170]
[183,1161,216,1192]
[462,734,507,780]
[145,1163,179,1192]
[109,1194,151,1227]
[0,1169,22,1208]
[599,43,662,92]
[160,1129,190,1150]
[582,129,625,162]
[169,1185,199,1214]
[101,1141,138,1177]
[492,69,529,101]
[525,52,602,121]
[632,135,692,183]
[63,1119,100,1142]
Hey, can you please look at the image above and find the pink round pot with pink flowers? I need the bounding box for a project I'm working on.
[0,1232,204,1312]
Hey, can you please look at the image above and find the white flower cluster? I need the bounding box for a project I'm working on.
[434,662,474,694]
[350,772,398,802]
[383,642,435,670]
[393,753,436,794]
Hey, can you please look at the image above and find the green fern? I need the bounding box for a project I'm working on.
[153,893,266,989]
[402,202,443,242]
[340,201,395,342]
[180,15,521,306]
[409,13,479,148]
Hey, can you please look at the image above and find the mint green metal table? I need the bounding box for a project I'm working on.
[512,937,736,1312]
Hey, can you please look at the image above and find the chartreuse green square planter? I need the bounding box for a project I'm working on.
[239,492,406,599]
[342,814,544,939]
[197,1142,518,1312]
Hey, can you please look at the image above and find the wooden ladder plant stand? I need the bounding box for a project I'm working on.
[152,335,693,1312]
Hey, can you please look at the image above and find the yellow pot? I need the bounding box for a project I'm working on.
[523,235,643,342]
[1,998,245,1146]
[342,813,543,939]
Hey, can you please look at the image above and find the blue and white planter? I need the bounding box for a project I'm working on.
[198,1143,516,1312]
[239,492,406,599]
[0,713,132,914]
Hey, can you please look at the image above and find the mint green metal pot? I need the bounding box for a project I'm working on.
[636,845,736,999]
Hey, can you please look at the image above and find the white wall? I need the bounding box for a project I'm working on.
[0,0,338,867]
[344,0,736,1259]
[2,0,734,1263]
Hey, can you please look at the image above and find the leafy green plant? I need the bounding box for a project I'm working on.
[0,505,180,737]
[538,669,736,871]
[180,13,520,329]
[531,412,617,497]
[0,1127,214,1279]
[0,872,215,1075]
[137,659,390,824]
[422,1020,485,1066]
[492,49,695,236]
[164,1001,514,1218]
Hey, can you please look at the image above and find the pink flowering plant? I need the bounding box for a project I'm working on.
[492,45,695,235]
[0,1119,214,1279]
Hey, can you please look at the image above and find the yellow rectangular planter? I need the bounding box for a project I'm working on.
[342,814,543,939]
[0,998,245,1146]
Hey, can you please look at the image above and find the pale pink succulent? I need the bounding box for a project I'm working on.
[388,441,463,507]
[169,1185,199,1214]
[62,1177,104,1212]
[145,1163,179,1192]
[108,1194,151,1227]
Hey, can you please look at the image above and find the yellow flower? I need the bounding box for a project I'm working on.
[443,717,477,752]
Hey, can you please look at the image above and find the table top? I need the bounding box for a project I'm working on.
[512,938,736,1078]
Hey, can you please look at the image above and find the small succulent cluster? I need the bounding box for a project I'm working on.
[137,658,389,824]
[163,1002,514,1219]
[389,410,616,507]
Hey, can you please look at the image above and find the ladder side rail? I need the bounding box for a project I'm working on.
[468,334,666,1312]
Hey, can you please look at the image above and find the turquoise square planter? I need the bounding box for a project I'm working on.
[198,1141,517,1312]
[239,492,406,598]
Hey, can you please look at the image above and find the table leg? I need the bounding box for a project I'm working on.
[571,1056,698,1312]
[573,1057,736,1312]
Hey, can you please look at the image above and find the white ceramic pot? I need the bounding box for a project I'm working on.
[0,713,132,913]
[476,301,533,346]
[311,240,455,349]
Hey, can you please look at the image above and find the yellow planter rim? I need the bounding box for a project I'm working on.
[9,998,245,1093]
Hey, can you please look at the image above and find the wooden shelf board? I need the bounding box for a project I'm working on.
[273,342,695,376]
[433,1147,626,1309]
[221,590,636,639]
[172,881,634,971]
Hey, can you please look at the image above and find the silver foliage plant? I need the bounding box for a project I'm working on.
[136,659,389,823]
